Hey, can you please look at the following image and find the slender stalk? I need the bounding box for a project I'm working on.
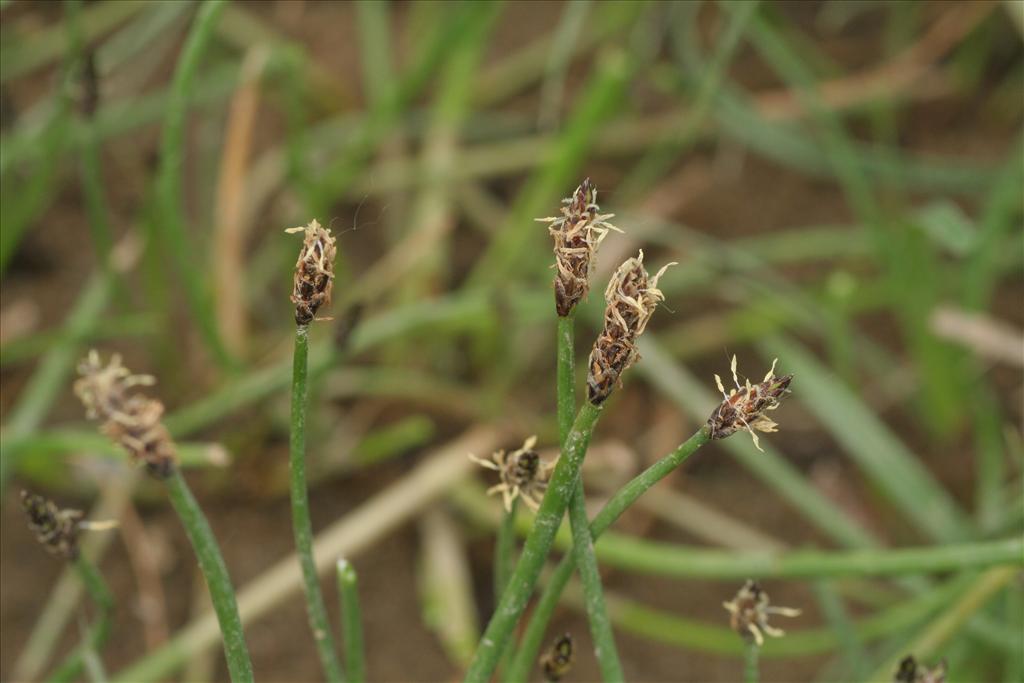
[47,557,113,683]
[290,326,345,682]
[743,642,759,683]
[494,499,519,677]
[495,499,519,601]
[558,314,623,681]
[336,560,366,683]
[164,470,253,683]
[506,428,711,681]
[567,485,623,681]
[155,0,235,370]
[464,402,603,683]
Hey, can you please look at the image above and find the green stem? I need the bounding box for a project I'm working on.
[290,326,345,682]
[47,557,113,683]
[336,560,366,683]
[558,314,623,681]
[506,428,711,682]
[464,401,603,683]
[164,470,253,683]
[495,499,519,602]
[155,0,234,370]
[567,485,623,681]
[587,536,1023,580]
[494,499,519,677]
[743,642,759,683]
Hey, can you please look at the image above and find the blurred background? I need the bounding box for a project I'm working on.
[1,1,1022,681]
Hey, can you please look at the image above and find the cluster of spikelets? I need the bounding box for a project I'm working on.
[19,490,116,560]
[587,250,675,405]
[895,655,947,683]
[74,350,177,478]
[538,178,621,317]
[722,579,801,646]
[468,436,555,513]
[287,219,337,326]
[709,355,793,451]
[19,491,86,560]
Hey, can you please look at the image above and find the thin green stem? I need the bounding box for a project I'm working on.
[567,484,623,681]
[494,498,518,678]
[495,499,519,602]
[290,326,345,683]
[164,470,253,683]
[154,0,234,370]
[558,314,623,681]
[588,536,1023,581]
[743,642,759,683]
[336,559,366,683]
[47,557,113,683]
[464,401,603,682]
[505,427,711,682]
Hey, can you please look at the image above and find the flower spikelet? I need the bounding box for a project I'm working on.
[468,436,555,513]
[894,656,947,683]
[541,633,574,682]
[586,250,675,405]
[20,491,84,560]
[707,356,793,451]
[74,350,177,478]
[538,178,621,317]
[723,580,801,647]
[287,219,337,326]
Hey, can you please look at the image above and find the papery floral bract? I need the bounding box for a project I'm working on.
[469,436,556,513]
[587,250,675,405]
[708,356,793,451]
[74,350,178,478]
[539,179,621,317]
[723,579,801,647]
[287,219,337,326]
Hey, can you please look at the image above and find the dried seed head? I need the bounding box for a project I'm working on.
[586,250,675,405]
[538,179,621,317]
[723,580,801,647]
[20,491,84,560]
[894,656,948,683]
[468,436,556,513]
[74,350,177,478]
[287,219,337,326]
[541,632,574,682]
[707,356,793,451]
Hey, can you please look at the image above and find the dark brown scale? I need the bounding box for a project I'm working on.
[507,450,540,488]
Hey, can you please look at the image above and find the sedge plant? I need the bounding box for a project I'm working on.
[286,220,346,682]
[73,351,254,683]
[465,181,679,681]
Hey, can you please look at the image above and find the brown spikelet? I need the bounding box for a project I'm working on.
[468,436,556,513]
[722,580,801,647]
[20,491,84,560]
[540,633,574,682]
[586,251,674,405]
[538,179,620,317]
[707,356,793,451]
[74,350,177,478]
[287,219,336,326]
[894,656,947,683]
